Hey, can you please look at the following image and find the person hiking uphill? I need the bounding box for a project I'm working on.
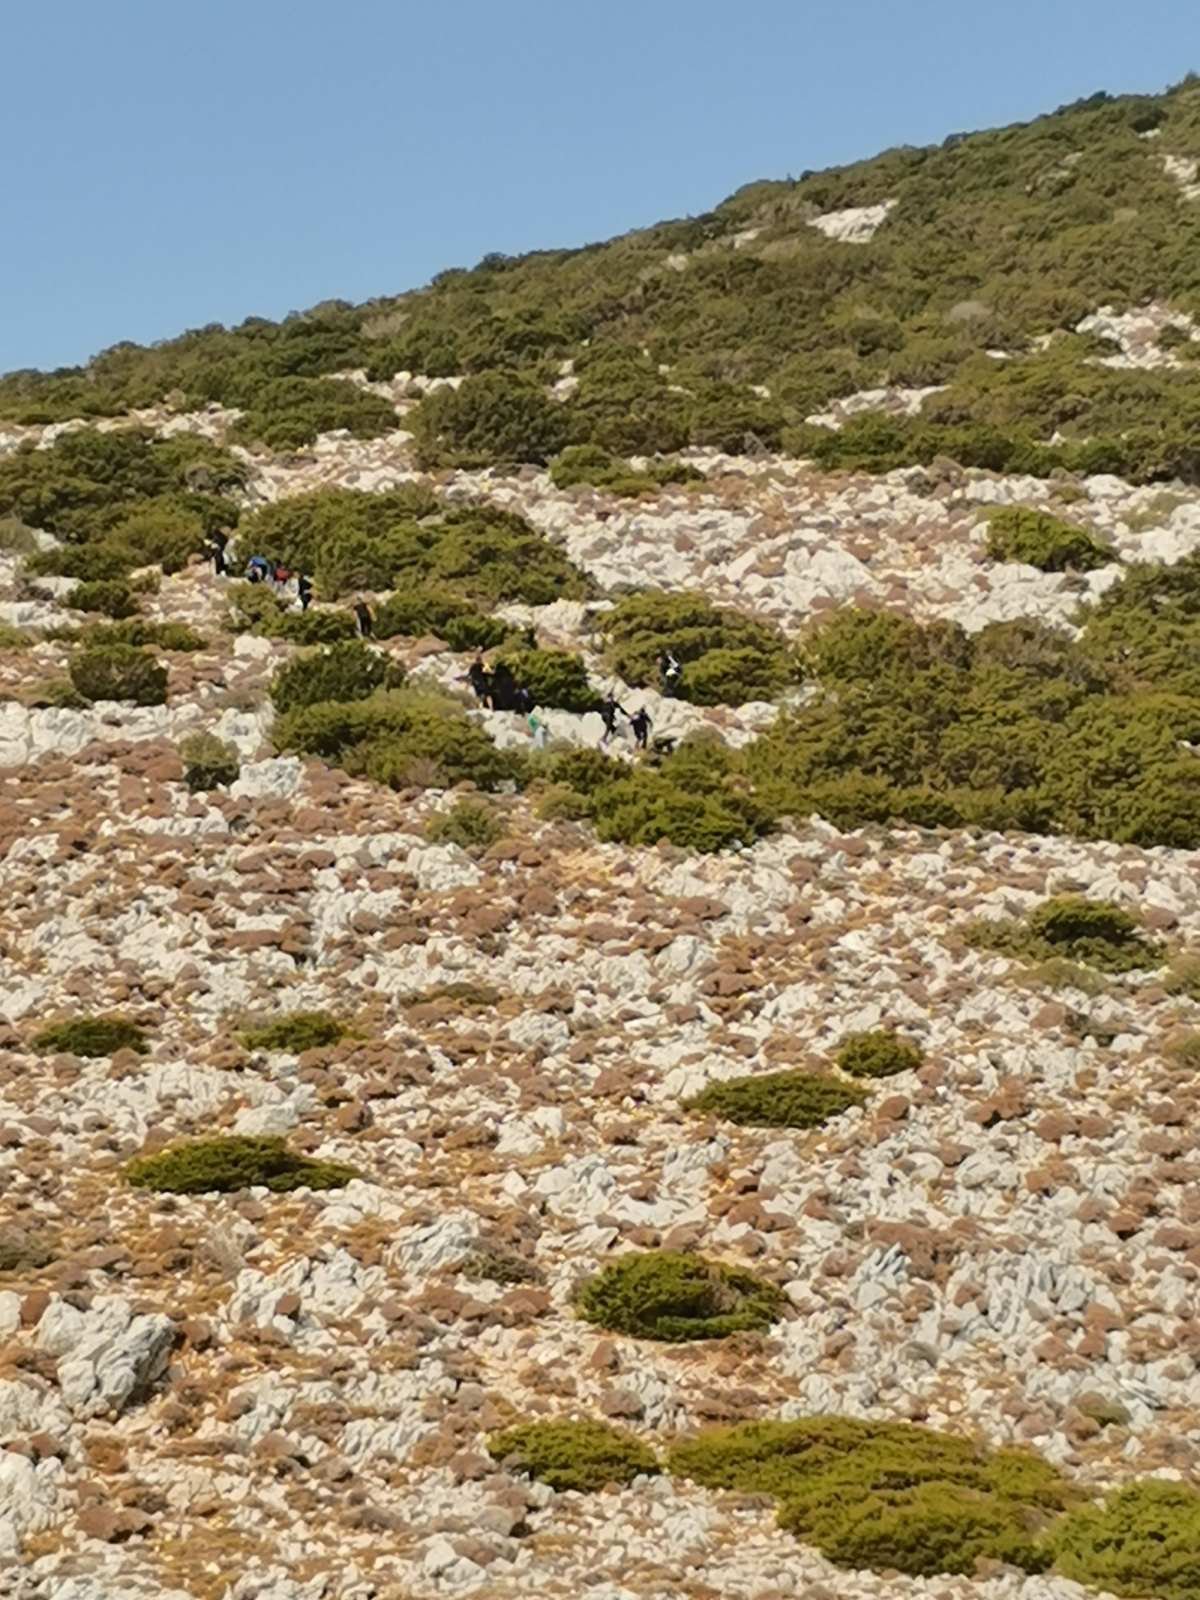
[353,598,374,638]
[466,656,492,708]
[245,554,271,584]
[297,574,313,612]
[658,650,682,696]
[207,529,229,577]
[599,693,628,745]
[630,707,652,751]
[490,660,518,713]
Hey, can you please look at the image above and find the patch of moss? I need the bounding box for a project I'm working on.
[488,1419,659,1492]
[668,1416,1071,1579]
[126,1135,359,1195]
[239,1012,347,1053]
[685,1069,867,1128]
[1051,1479,1200,1600]
[32,1016,147,1057]
[835,1029,923,1079]
[966,894,1163,974]
[462,1249,543,1286]
[575,1250,786,1341]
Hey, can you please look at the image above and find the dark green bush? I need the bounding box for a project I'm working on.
[835,1030,923,1079]
[588,766,768,853]
[426,799,504,850]
[269,640,399,714]
[966,894,1163,974]
[986,507,1113,573]
[231,378,398,450]
[27,543,135,582]
[576,1250,786,1341]
[126,1136,359,1195]
[686,1069,867,1128]
[600,591,795,705]
[549,444,704,495]
[179,732,240,791]
[488,1420,659,1493]
[497,646,597,713]
[240,1012,347,1052]
[69,644,167,705]
[668,1416,1070,1579]
[1051,1480,1200,1600]
[270,609,358,645]
[411,371,572,467]
[70,579,140,619]
[32,1016,147,1057]
[79,618,207,652]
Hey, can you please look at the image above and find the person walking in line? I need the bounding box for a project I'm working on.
[630,706,652,751]
[467,656,492,707]
[528,709,548,750]
[297,574,313,612]
[245,554,270,584]
[208,528,229,576]
[353,598,374,638]
[489,660,517,712]
[658,649,682,696]
[599,693,628,745]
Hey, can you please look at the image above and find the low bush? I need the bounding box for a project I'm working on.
[231,377,398,451]
[985,507,1113,573]
[94,618,208,652]
[488,1419,659,1493]
[179,732,240,791]
[588,765,768,853]
[240,1012,347,1053]
[462,1248,542,1285]
[27,544,134,582]
[269,640,399,714]
[549,444,704,495]
[270,609,357,644]
[0,622,31,650]
[126,1135,359,1194]
[966,895,1163,974]
[32,1016,147,1057]
[426,799,504,851]
[668,1416,1070,1579]
[835,1030,923,1079]
[686,1070,867,1128]
[411,370,572,468]
[575,1250,786,1341]
[497,646,597,713]
[600,591,795,706]
[276,688,522,792]
[69,644,168,705]
[70,579,140,619]
[372,586,515,651]
[1051,1479,1200,1600]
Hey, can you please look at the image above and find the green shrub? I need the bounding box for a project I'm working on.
[462,1248,541,1285]
[1051,1480,1200,1600]
[269,609,358,645]
[589,766,768,853]
[600,591,795,705]
[441,613,516,652]
[411,371,572,467]
[0,622,31,650]
[549,444,704,495]
[668,1416,1070,1579]
[80,618,207,652]
[69,645,167,706]
[686,1070,867,1128]
[276,688,521,792]
[966,895,1163,974]
[576,1250,786,1341]
[497,646,597,713]
[835,1029,923,1079]
[126,1135,359,1195]
[240,1012,347,1053]
[70,579,140,619]
[986,507,1113,573]
[179,732,240,791]
[27,543,135,582]
[426,799,505,850]
[488,1420,659,1493]
[804,610,972,683]
[231,377,398,450]
[269,640,399,714]
[32,1016,147,1057]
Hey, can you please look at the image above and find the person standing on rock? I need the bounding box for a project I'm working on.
[490,660,517,712]
[208,528,229,576]
[297,574,313,612]
[353,598,374,638]
[630,707,652,751]
[599,693,628,745]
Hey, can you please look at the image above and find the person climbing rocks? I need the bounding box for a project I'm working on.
[207,528,229,576]
[528,708,547,750]
[467,656,492,707]
[245,554,270,584]
[599,693,628,745]
[272,561,291,590]
[514,684,534,716]
[353,598,373,638]
[297,574,313,612]
[490,660,517,712]
[658,650,682,696]
[630,707,652,751]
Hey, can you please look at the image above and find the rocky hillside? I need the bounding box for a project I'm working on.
[2,80,1200,1600]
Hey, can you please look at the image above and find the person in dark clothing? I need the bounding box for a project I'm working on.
[208,529,229,576]
[467,657,492,707]
[490,660,517,712]
[658,650,682,696]
[630,707,652,750]
[272,562,291,588]
[353,599,373,638]
[245,554,270,584]
[297,574,313,612]
[514,685,534,716]
[599,694,628,744]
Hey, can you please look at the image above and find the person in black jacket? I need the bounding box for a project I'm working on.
[630,707,652,750]
[353,599,373,638]
[599,694,628,744]
[297,574,313,612]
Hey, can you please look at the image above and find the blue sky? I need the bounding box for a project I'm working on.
[3,0,1197,372]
